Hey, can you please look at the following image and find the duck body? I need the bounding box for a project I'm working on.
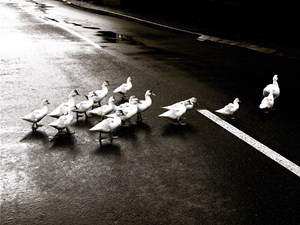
[48,89,79,118]
[72,93,95,122]
[106,96,139,124]
[263,74,280,99]
[162,97,197,111]
[259,91,275,111]
[22,99,50,132]
[88,96,116,119]
[48,108,74,133]
[159,100,188,125]
[215,98,241,118]
[113,77,132,98]
[121,97,139,122]
[89,81,109,107]
[90,110,124,146]
[136,90,155,122]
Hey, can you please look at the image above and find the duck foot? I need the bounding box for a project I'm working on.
[32,123,40,132]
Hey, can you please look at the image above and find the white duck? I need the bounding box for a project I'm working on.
[89,80,109,108]
[121,96,139,124]
[162,97,198,111]
[114,95,136,111]
[22,99,50,132]
[136,90,155,122]
[89,110,124,146]
[88,96,116,119]
[215,98,241,119]
[262,74,280,99]
[48,89,80,118]
[113,76,132,99]
[259,90,275,112]
[48,107,75,134]
[159,100,189,125]
[72,92,95,123]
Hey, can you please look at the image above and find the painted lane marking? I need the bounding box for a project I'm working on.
[197,35,279,56]
[18,0,102,49]
[45,18,102,49]
[197,109,300,177]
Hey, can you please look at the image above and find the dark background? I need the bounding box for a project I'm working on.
[89,0,299,45]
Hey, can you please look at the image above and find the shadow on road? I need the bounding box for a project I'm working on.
[49,133,78,153]
[161,123,196,137]
[20,130,49,144]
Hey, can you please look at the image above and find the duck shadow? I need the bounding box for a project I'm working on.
[161,123,196,137]
[20,130,49,144]
[49,133,77,151]
[135,122,151,134]
[74,117,94,128]
[257,108,277,121]
[93,143,121,154]
[117,123,138,138]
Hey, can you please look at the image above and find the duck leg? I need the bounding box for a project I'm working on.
[137,112,147,123]
[109,132,118,144]
[99,132,103,146]
[66,127,75,135]
[32,122,38,132]
[178,118,186,126]
[76,112,83,124]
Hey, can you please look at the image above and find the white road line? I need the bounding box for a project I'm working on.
[18,0,102,49]
[198,109,300,178]
[196,35,279,56]
[47,18,102,49]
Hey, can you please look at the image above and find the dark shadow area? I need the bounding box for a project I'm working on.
[93,143,121,154]
[161,123,196,137]
[91,0,299,47]
[134,121,151,134]
[117,123,137,138]
[20,130,49,144]
[49,133,77,151]
[75,118,94,129]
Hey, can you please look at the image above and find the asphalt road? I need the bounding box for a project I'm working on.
[1,0,299,225]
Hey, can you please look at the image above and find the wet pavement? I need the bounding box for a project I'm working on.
[1,1,300,225]
[59,0,300,60]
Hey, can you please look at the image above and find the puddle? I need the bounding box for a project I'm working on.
[30,0,54,13]
[82,26,100,30]
[95,31,138,44]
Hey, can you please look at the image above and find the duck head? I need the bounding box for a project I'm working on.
[42,99,50,105]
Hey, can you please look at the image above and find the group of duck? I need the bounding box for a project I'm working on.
[214,74,280,118]
[21,74,279,145]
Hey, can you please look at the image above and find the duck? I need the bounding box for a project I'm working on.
[136,90,155,123]
[162,97,198,111]
[114,95,136,111]
[89,110,124,146]
[107,96,139,125]
[89,80,109,108]
[120,96,139,124]
[48,106,75,134]
[215,98,241,119]
[262,74,280,99]
[158,100,189,125]
[48,89,80,118]
[88,96,116,120]
[22,99,50,132]
[72,92,95,123]
[113,76,132,99]
[259,90,275,112]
